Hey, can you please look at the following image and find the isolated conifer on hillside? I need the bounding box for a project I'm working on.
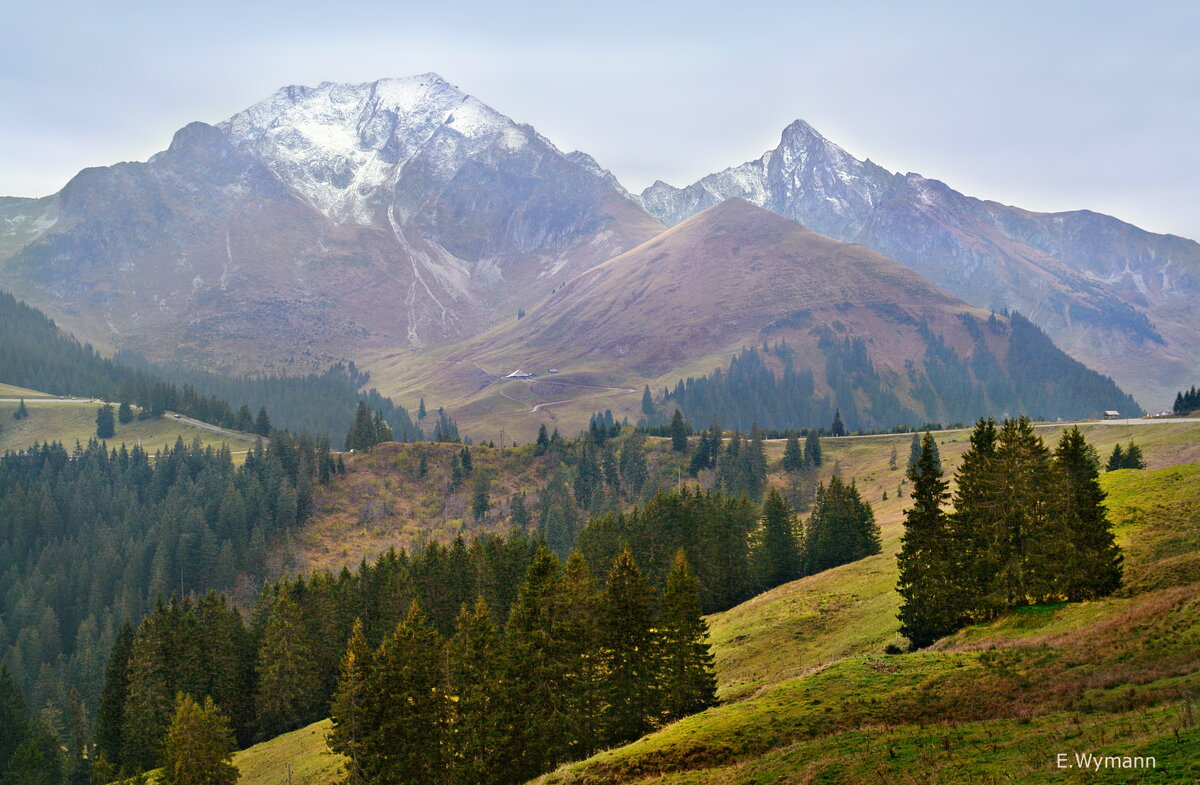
[96,403,116,439]
[896,432,960,648]
[805,431,822,466]
[831,408,846,437]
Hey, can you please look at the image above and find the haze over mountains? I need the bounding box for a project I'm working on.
[0,72,1190,435]
[640,120,1200,405]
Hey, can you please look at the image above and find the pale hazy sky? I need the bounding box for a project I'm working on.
[3,0,1197,239]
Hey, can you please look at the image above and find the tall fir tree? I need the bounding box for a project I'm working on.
[896,432,961,648]
[781,433,805,472]
[804,431,822,467]
[670,409,689,452]
[328,619,372,785]
[364,602,447,785]
[444,599,508,785]
[804,475,881,574]
[599,548,660,747]
[831,409,846,437]
[96,403,116,439]
[1053,427,1122,601]
[756,488,801,588]
[659,550,717,721]
[255,593,324,737]
[160,695,239,785]
[94,622,135,771]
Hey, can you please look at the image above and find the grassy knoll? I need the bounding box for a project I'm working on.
[0,398,258,456]
[0,381,54,397]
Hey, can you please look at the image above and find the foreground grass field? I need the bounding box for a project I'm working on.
[0,397,259,456]
[222,420,1200,785]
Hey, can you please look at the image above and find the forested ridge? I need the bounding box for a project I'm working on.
[0,289,430,447]
[651,313,1137,433]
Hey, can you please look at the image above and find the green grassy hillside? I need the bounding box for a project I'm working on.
[222,420,1200,785]
[0,396,258,456]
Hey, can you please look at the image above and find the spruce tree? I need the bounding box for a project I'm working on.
[254,407,272,437]
[418,397,427,420]
[1105,443,1125,472]
[13,398,28,419]
[659,550,717,721]
[670,409,689,452]
[445,599,508,785]
[1123,442,1146,469]
[96,403,116,439]
[160,695,239,785]
[896,432,960,648]
[471,474,491,521]
[641,385,654,416]
[757,488,801,588]
[804,475,881,574]
[535,423,550,456]
[781,433,804,472]
[556,552,603,762]
[255,593,323,737]
[831,409,846,437]
[1053,427,1122,600]
[949,418,998,620]
[328,619,371,785]
[504,547,569,779]
[907,433,922,473]
[804,432,822,467]
[94,622,135,769]
[599,548,660,747]
[510,492,529,529]
[118,401,135,424]
[365,602,448,785]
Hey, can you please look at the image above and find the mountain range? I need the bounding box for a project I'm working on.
[0,73,1191,436]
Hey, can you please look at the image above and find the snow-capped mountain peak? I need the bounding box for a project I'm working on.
[219,74,524,224]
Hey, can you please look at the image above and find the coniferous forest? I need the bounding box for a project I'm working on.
[896,420,1122,648]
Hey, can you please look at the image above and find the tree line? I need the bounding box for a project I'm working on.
[1173,385,1199,415]
[897,420,1122,648]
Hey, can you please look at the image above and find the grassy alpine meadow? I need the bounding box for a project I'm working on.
[0,396,259,457]
[218,423,1200,785]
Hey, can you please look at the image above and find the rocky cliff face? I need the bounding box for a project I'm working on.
[639,122,1200,406]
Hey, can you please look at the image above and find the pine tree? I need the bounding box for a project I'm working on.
[417,397,427,420]
[254,407,272,437]
[670,409,689,452]
[96,404,116,439]
[471,474,491,521]
[118,400,135,423]
[557,552,603,761]
[804,474,881,574]
[831,409,846,437]
[804,432,822,467]
[896,432,961,648]
[510,492,529,529]
[907,433,921,473]
[756,488,801,588]
[255,593,323,737]
[659,550,717,721]
[364,602,447,785]
[534,423,550,456]
[641,385,654,416]
[13,398,28,419]
[445,599,508,785]
[1123,442,1146,469]
[160,695,239,785]
[1105,443,1125,472]
[94,622,135,769]
[950,418,998,619]
[328,619,371,785]
[599,547,660,747]
[1054,427,1122,601]
[503,547,569,779]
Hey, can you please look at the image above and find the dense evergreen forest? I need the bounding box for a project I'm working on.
[897,421,1123,647]
[0,433,335,777]
[650,314,1137,433]
[95,463,878,784]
